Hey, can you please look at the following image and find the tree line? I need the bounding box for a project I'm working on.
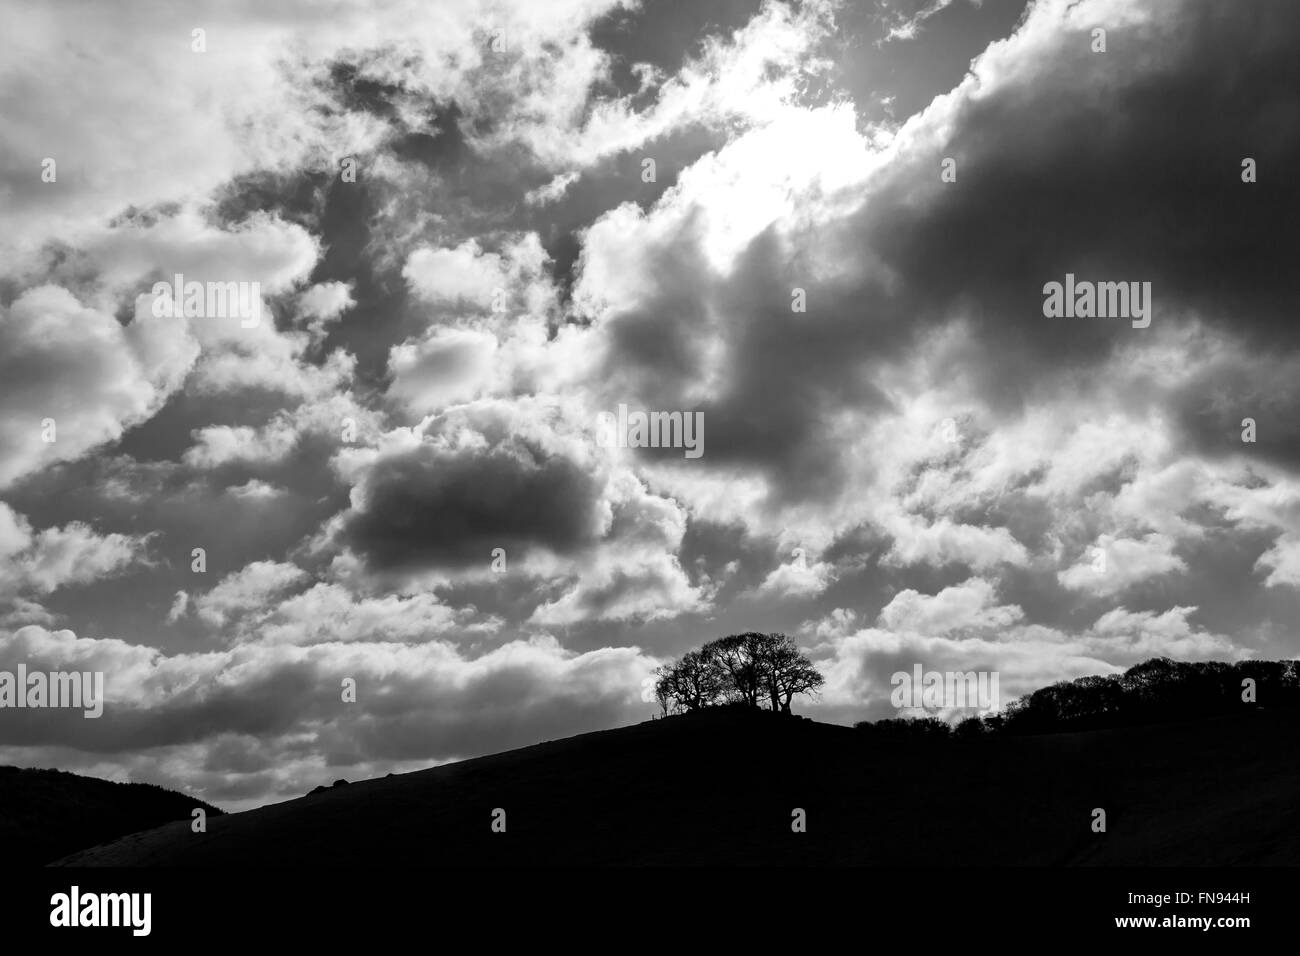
[855,657,1300,738]
[654,632,824,715]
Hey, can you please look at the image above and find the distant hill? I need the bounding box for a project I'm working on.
[53,704,1300,866]
[0,766,224,867]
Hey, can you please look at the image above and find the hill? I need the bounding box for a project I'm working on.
[51,704,1300,866]
[0,766,224,867]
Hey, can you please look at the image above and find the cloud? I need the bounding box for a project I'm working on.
[402,239,514,308]
[1058,532,1187,596]
[1257,534,1300,588]
[225,479,288,502]
[386,328,500,415]
[525,170,580,206]
[881,514,1031,571]
[183,422,300,470]
[165,591,190,624]
[0,502,148,597]
[527,470,711,624]
[878,0,969,42]
[0,623,660,809]
[751,551,838,599]
[0,285,198,489]
[80,208,319,298]
[195,561,309,628]
[877,578,1024,636]
[0,0,630,265]
[810,585,1238,722]
[329,402,611,577]
[297,281,356,331]
[528,0,838,164]
[1084,606,1237,661]
[256,583,482,646]
[181,392,382,470]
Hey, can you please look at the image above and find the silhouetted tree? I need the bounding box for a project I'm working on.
[654,648,726,713]
[704,633,766,707]
[656,632,823,714]
[759,633,825,713]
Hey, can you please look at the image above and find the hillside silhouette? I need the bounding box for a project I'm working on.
[53,699,1300,866]
[0,766,224,866]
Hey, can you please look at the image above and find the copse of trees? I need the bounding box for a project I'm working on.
[854,716,953,740]
[654,632,824,716]
[990,657,1299,735]
[854,657,1300,739]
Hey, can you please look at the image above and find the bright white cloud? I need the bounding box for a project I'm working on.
[0,285,199,489]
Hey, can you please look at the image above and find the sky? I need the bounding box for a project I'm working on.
[1,0,1298,811]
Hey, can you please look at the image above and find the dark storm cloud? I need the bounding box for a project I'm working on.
[696,228,893,500]
[338,427,607,573]
[1162,349,1300,470]
[857,0,1300,385]
[841,0,1300,475]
